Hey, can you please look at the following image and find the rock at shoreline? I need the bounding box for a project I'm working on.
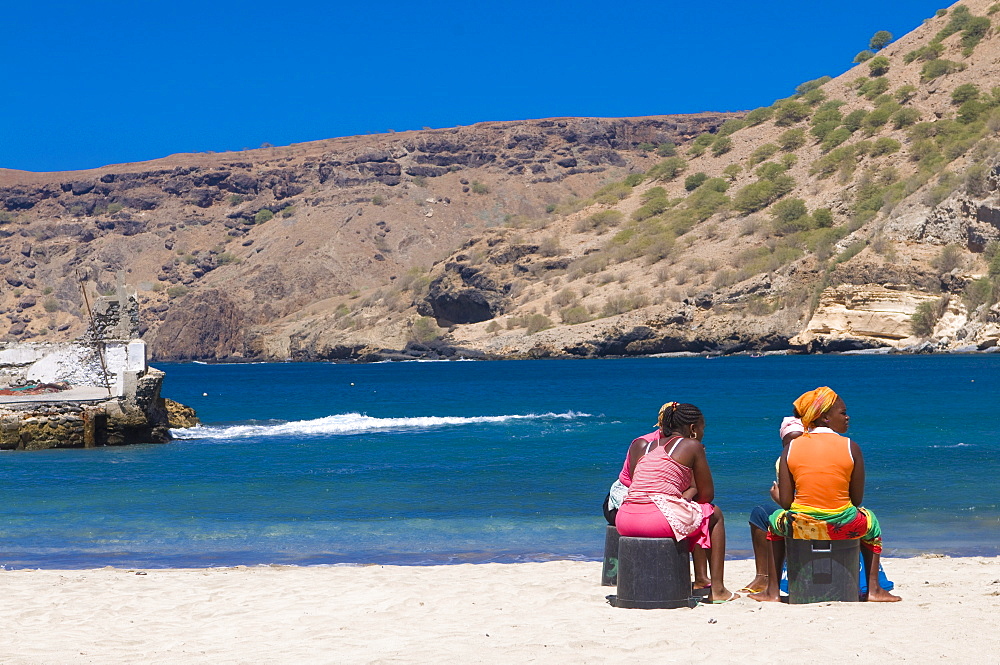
[165,399,199,428]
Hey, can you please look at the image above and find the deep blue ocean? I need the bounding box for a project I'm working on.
[0,355,997,568]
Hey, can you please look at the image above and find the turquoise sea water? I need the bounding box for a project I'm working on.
[0,355,997,568]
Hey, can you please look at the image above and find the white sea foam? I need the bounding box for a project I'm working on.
[170,411,591,440]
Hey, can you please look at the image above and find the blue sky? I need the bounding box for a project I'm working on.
[2,0,948,173]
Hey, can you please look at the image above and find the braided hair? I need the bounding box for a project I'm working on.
[657,401,704,435]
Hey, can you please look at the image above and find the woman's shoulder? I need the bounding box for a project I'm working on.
[669,436,705,460]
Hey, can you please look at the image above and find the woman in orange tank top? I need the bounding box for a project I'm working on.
[750,387,901,603]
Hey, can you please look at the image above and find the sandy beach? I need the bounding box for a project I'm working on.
[0,556,996,664]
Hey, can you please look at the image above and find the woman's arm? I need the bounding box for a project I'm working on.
[688,442,715,504]
[776,448,794,509]
[626,437,651,480]
[849,440,865,506]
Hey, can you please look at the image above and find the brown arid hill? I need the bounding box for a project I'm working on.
[6,0,1000,362]
[0,115,735,360]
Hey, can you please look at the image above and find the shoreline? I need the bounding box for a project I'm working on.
[2,547,1000,571]
[0,556,996,663]
[155,345,1000,364]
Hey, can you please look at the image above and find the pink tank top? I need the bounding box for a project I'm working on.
[623,436,692,505]
[618,430,661,486]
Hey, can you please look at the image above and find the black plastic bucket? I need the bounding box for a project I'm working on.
[610,536,696,609]
[786,538,860,604]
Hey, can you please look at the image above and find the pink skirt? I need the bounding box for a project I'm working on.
[615,501,714,550]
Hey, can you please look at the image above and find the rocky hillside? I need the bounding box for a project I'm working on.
[0,115,734,359]
[5,0,1000,362]
[341,0,1000,360]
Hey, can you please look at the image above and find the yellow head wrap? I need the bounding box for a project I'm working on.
[793,387,839,430]
[656,402,679,429]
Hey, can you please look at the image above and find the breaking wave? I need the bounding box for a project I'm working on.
[171,411,592,440]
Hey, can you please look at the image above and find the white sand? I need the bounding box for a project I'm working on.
[0,556,997,664]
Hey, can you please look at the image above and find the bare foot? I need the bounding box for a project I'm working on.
[866,588,902,602]
[693,579,711,590]
[749,590,780,603]
[739,574,769,593]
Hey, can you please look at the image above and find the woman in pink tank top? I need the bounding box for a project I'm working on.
[615,402,737,603]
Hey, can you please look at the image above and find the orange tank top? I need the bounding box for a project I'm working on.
[786,429,854,511]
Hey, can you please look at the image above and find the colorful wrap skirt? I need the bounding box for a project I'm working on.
[767,503,883,554]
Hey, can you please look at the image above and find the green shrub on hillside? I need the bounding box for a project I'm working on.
[811,120,841,142]
[867,56,891,77]
[933,244,965,273]
[770,198,811,234]
[921,59,966,81]
[684,179,730,222]
[525,314,553,334]
[656,143,677,157]
[560,305,590,324]
[960,17,990,54]
[773,100,811,126]
[717,118,747,137]
[744,106,774,126]
[934,5,975,41]
[810,145,860,179]
[777,129,806,152]
[911,297,949,337]
[631,196,671,222]
[869,30,893,51]
[892,107,921,129]
[799,89,827,106]
[842,109,868,132]
[952,84,981,105]
[904,42,944,64]
[820,127,852,152]
[687,133,716,157]
[754,162,786,180]
[647,157,686,181]
[812,208,834,228]
[894,85,918,104]
[795,76,832,96]
[733,174,795,214]
[642,187,667,202]
[254,209,274,224]
[957,100,988,124]
[811,101,845,125]
[964,276,998,311]
[856,76,890,100]
[684,172,709,191]
[749,143,779,165]
[576,209,624,233]
[601,295,650,318]
[853,50,875,63]
[862,103,899,133]
[871,137,902,156]
[723,164,742,181]
[711,136,732,156]
[909,138,944,169]
[624,173,646,187]
[594,181,633,204]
